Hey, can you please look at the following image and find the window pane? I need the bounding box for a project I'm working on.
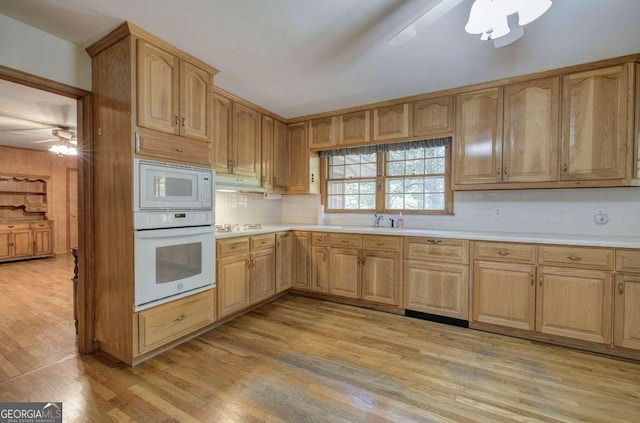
[425,146,445,158]
[426,158,445,174]
[425,193,445,210]
[405,178,423,193]
[360,181,375,194]
[388,150,404,161]
[405,193,424,210]
[345,164,362,178]
[345,155,360,165]
[345,181,359,194]
[328,181,343,195]
[331,156,345,165]
[362,153,377,162]
[405,160,425,175]
[387,179,403,194]
[387,161,405,176]
[386,193,404,209]
[345,195,359,209]
[405,148,425,160]
[328,195,343,209]
[425,177,445,193]
[329,165,344,179]
[361,162,377,177]
[359,195,375,209]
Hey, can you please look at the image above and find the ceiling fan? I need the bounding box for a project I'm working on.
[0,112,77,153]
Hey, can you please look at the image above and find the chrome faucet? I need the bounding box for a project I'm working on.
[374,213,385,227]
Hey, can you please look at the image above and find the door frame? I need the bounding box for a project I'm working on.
[0,65,96,354]
[66,167,78,252]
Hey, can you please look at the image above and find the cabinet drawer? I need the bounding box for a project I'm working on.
[473,242,536,264]
[30,221,51,229]
[0,222,31,231]
[136,129,211,166]
[539,245,614,270]
[217,237,250,257]
[251,233,275,250]
[405,237,469,264]
[312,233,328,246]
[363,235,401,252]
[329,233,362,249]
[138,289,214,354]
[616,250,640,272]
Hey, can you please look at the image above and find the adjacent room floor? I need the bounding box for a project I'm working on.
[1,292,639,422]
[0,254,76,382]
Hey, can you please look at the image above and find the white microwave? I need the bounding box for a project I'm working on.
[134,159,214,211]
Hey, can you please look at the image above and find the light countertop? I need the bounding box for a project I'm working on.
[214,224,640,249]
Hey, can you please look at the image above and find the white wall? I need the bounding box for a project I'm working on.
[0,14,91,90]
[215,191,283,225]
[282,188,640,238]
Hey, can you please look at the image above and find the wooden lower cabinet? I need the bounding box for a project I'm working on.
[217,252,251,318]
[138,289,215,354]
[614,274,640,350]
[472,261,535,329]
[0,223,36,261]
[293,231,312,290]
[311,246,329,293]
[32,222,52,257]
[363,250,401,306]
[406,261,469,320]
[275,232,293,293]
[537,266,612,344]
[250,247,276,304]
[329,247,361,299]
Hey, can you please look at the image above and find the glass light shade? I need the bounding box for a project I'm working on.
[49,142,77,156]
[518,0,552,25]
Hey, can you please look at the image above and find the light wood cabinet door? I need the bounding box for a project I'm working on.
[536,266,612,344]
[273,120,289,189]
[217,252,251,318]
[614,274,640,351]
[32,228,52,256]
[211,93,232,174]
[12,229,32,258]
[455,88,503,185]
[179,61,210,141]
[287,122,309,194]
[250,248,276,304]
[293,231,311,290]
[0,231,10,259]
[362,250,401,306]
[561,65,630,181]
[329,248,361,299]
[137,40,179,135]
[232,103,261,178]
[373,104,409,141]
[472,261,536,330]
[135,128,212,166]
[261,116,274,190]
[405,260,468,320]
[309,117,337,149]
[275,232,293,293]
[503,77,560,183]
[311,246,329,293]
[339,110,370,146]
[412,96,454,137]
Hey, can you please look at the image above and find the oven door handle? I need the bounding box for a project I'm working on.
[135,226,214,239]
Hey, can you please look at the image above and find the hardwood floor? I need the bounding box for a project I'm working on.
[1,294,639,422]
[0,254,76,381]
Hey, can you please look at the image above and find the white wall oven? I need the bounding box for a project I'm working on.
[133,159,215,311]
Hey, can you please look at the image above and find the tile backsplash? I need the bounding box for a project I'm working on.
[216,188,640,238]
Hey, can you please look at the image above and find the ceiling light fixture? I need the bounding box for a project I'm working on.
[48,128,77,156]
[465,0,552,45]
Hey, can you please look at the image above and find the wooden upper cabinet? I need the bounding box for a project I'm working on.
[373,103,409,141]
[454,88,503,185]
[137,39,179,135]
[339,110,370,146]
[179,61,210,142]
[137,39,211,143]
[561,65,630,181]
[211,93,232,174]
[309,117,337,149]
[273,120,289,189]
[287,122,309,193]
[412,96,454,138]
[232,102,261,179]
[503,77,560,183]
[261,116,274,190]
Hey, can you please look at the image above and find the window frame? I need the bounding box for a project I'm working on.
[322,143,453,215]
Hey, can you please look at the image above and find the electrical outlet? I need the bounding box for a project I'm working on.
[495,208,502,217]
[594,208,609,225]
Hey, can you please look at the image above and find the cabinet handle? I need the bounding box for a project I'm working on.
[496,167,501,176]
[498,250,509,256]
[567,255,582,261]
[181,117,186,127]
[503,167,508,175]
[261,176,266,182]
[277,241,281,248]
[174,148,185,153]
[427,239,442,244]
[273,177,278,184]
[563,163,568,172]
[538,275,543,286]
[246,259,251,269]
[322,252,326,262]
[618,283,624,294]
[175,115,179,126]
[175,313,186,322]
[341,240,349,244]
[231,244,238,249]
[376,242,385,246]
[8,225,14,229]
[361,255,366,265]
[530,274,534,285]
[357,257,361,265]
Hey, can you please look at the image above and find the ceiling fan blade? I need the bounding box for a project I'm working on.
[32,138,60,144]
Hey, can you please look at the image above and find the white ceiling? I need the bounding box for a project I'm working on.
[1,0,640,119]
[0,79,77,151]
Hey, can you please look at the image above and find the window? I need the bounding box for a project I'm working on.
[324,140,452,214]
